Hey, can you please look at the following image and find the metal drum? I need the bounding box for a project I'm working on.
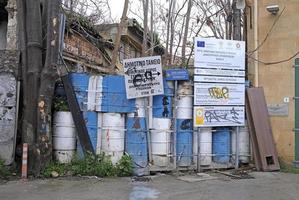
[231,122,250,164]
[212,127,231,164]
[69,73,89,111]
[151,118,171,167]
[200,128,212,166]
[83,111,98,152]
[176,81,193,167]
[101,113,125,165]
[53,111,76,163]
[101,75,135,113]
[153,80,174,118]
[126,98,149,176]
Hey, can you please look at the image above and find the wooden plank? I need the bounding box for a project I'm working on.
[62,74,95,155]
[246,88,280,171]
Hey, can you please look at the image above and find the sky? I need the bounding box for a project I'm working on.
[108,0,124,20]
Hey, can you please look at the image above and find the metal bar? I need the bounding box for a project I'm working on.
[173,81,178,170]
[146,97,153,162]
[197,127,201,172]
[295,58,299,163]
[235,126,240,169]
[62,74,95,155]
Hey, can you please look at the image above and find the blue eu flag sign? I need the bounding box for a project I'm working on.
[197,41,205,47]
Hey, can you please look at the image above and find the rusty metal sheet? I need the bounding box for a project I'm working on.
[246,88,280,171]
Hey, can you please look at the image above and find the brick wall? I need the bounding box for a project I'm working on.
[64,33,104,65]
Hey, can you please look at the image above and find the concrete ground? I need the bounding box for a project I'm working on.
[0,172,299,200]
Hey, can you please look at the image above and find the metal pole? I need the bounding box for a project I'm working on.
[147,96,153,162]
[235,126,240,169]
[197,127,201,172]
[173,80,178,170]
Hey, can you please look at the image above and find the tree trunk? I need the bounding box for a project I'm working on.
[165,0,173,62]
[169,0,176,65]
[36,0,61,175]
[142,0,149,56]
[150,0,154,56]
[24,0,43,174]
[110,0,129,72]
[181,0,192,65]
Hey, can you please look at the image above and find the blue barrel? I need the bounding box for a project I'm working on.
[212,127,231,164]
[125,117,149,176]
[83,111,98,151]
[69,73,89,111]
[153,79,174,118]
[176,119,193,166]
[101,75,135,113]
[76,111,98,158]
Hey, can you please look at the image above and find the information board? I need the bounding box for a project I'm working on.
[194,38,245,70]
[123,56,164,99]
[194,106,245,127]
[194,82,245,106]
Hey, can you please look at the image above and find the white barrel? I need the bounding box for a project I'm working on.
[231,124,250,164]
[177,82,193,119]
[96,113,103,155]
[53,111,76,163]
[151,118,171,167]
[200,128,212,166]
[128,98,147,118]
[101,113,125,165]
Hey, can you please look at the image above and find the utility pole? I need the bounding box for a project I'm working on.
[232,0,242,40]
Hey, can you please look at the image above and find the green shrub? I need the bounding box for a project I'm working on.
[42,162,68,178]
[0,159,10,179]
[115,154,133,177]
[42,153,133,178]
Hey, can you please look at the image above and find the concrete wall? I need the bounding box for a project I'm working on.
[247,0,299,162]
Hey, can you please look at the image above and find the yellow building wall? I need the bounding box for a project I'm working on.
[247,0,299,162]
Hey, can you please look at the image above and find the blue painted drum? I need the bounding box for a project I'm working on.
[83,111,98,152]
[125,117,149,176]
[101,75,135,113]
[176,119,193,167]
[69,73,89,111]
[212,127,231,164]
[153,79,174,118]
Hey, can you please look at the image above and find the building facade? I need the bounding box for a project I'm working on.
[246,0,299,164]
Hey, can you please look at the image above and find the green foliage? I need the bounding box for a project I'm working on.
[53,97,69,111]
[115,154,133,177]
[0,159,10,179]
[279,159,299,174]
[42,162,68,178]
[42,153,133,178]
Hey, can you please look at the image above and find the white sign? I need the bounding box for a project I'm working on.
[124,56,164,99]
[194,38,245,70]
[194,106,245,127]
[194,75,245,84]
[194,83,245,106]
[194,68,245,77]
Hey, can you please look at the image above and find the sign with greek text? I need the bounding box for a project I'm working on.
[123,56,164,99]
[194,75,245,84]
[194,68,245,77]
[194,38,245,70]
[194,83,245,106]
[194,106,245,127]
